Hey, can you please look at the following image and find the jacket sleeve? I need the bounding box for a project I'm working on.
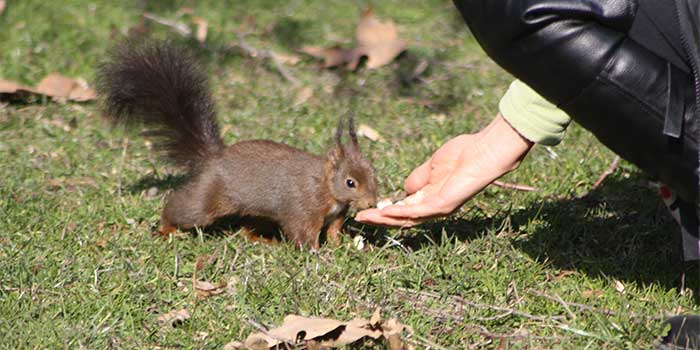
[499,80,571,146]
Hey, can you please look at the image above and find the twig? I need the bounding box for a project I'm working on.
[592,156,621,189]
[408,333,451,350]
[492,180,538,192]
[142,13,191,36]
[552,293,577,320]
[527,290,659,320]
[2,286,62,296]
[577,155,620,198]
[394,288,565,323]
[233,34,301,86]
[467,324,568,341]
[452,295,564,322]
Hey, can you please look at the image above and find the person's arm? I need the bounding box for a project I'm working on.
[355,80,571,227]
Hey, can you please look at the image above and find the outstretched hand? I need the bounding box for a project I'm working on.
[355,114,533,227]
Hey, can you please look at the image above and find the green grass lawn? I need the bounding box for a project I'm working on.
[2,1,698,349]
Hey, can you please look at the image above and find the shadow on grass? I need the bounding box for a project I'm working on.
[392,174,695,291]
[127,173,187,194]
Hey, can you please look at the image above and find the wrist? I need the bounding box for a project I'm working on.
[477,113,534,174]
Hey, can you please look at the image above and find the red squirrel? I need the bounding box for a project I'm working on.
[96,40,378,249]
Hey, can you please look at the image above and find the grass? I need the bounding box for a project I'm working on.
[1,1,698,349]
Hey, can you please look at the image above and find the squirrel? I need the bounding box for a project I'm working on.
[96,40,378,249]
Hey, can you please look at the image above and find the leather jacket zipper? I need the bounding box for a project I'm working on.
[675,0,700,206]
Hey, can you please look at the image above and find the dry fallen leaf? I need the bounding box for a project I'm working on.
[242,313,399,349]
[157,309,190,328]
[581,289,603,298]
[614,280,625,293]
[224,341,244,350]
[0,74,96,102]
[555,270,578,280]
[383,318,405,350]
[353,235,366,251]
[299,45,353,69]
[293,86,314,106]
[350,8,406,70]
[356,123,384,142]
[192,17,208,43]
[143,12,191,36]
[37,74,96,101]
[369,307,381,326]
[194,331,209,341]
[35,74,76,98]
[194,280,227,299]
[271,52,301,66]
[0,79,31,94]
[300,9,406,70]
[429,113,446,124]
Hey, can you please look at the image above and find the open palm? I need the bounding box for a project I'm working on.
[356,114,532,227]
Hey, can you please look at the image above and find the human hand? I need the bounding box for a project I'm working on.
[355,113,533,227]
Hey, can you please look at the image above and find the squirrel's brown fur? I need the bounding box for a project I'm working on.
[97,40,377,248]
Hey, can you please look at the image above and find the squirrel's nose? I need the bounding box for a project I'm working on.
[364,196,378,209]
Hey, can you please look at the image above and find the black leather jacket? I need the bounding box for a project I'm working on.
[454,0,700,203]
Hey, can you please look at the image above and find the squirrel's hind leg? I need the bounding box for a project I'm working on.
[158,176,236,237]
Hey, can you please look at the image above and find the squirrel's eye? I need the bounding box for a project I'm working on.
[346,179,356,188]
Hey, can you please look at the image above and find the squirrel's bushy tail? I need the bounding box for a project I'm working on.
[97,39,224,169]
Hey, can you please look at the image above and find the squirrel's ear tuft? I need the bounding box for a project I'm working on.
[347,112,360,152]
[334,115,345,148]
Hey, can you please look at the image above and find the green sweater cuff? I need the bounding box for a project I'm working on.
[498,80,571,146]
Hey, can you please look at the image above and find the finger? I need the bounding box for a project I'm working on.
[380,197,453,220]
[404,159,431,194]
[355,209,423,227]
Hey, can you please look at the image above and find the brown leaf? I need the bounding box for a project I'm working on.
[143,12,191,36]
[192,17,208,43]
[429,113,446,124]
[243,313,398,349]
[35,74,77,98]
[555,270,578,280]
[326,318,383,346]
[271,52,301,66]
[194,280,227,299]
[300,10,406,71]
[0,79,33,94]
[157,309,190,328]
[614,280,625,293]
[127,18,150,37]
[299,45,353,68]
[383,318,405,350]
[2,74,97,102]
[352,8,406,69]
[369,307,381,326]
[195,255,207,271]
[223,341,244,350]
[357,123,384,142]
[47,176,97,191]
[293,86,314,106]
[581,289,603,298]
